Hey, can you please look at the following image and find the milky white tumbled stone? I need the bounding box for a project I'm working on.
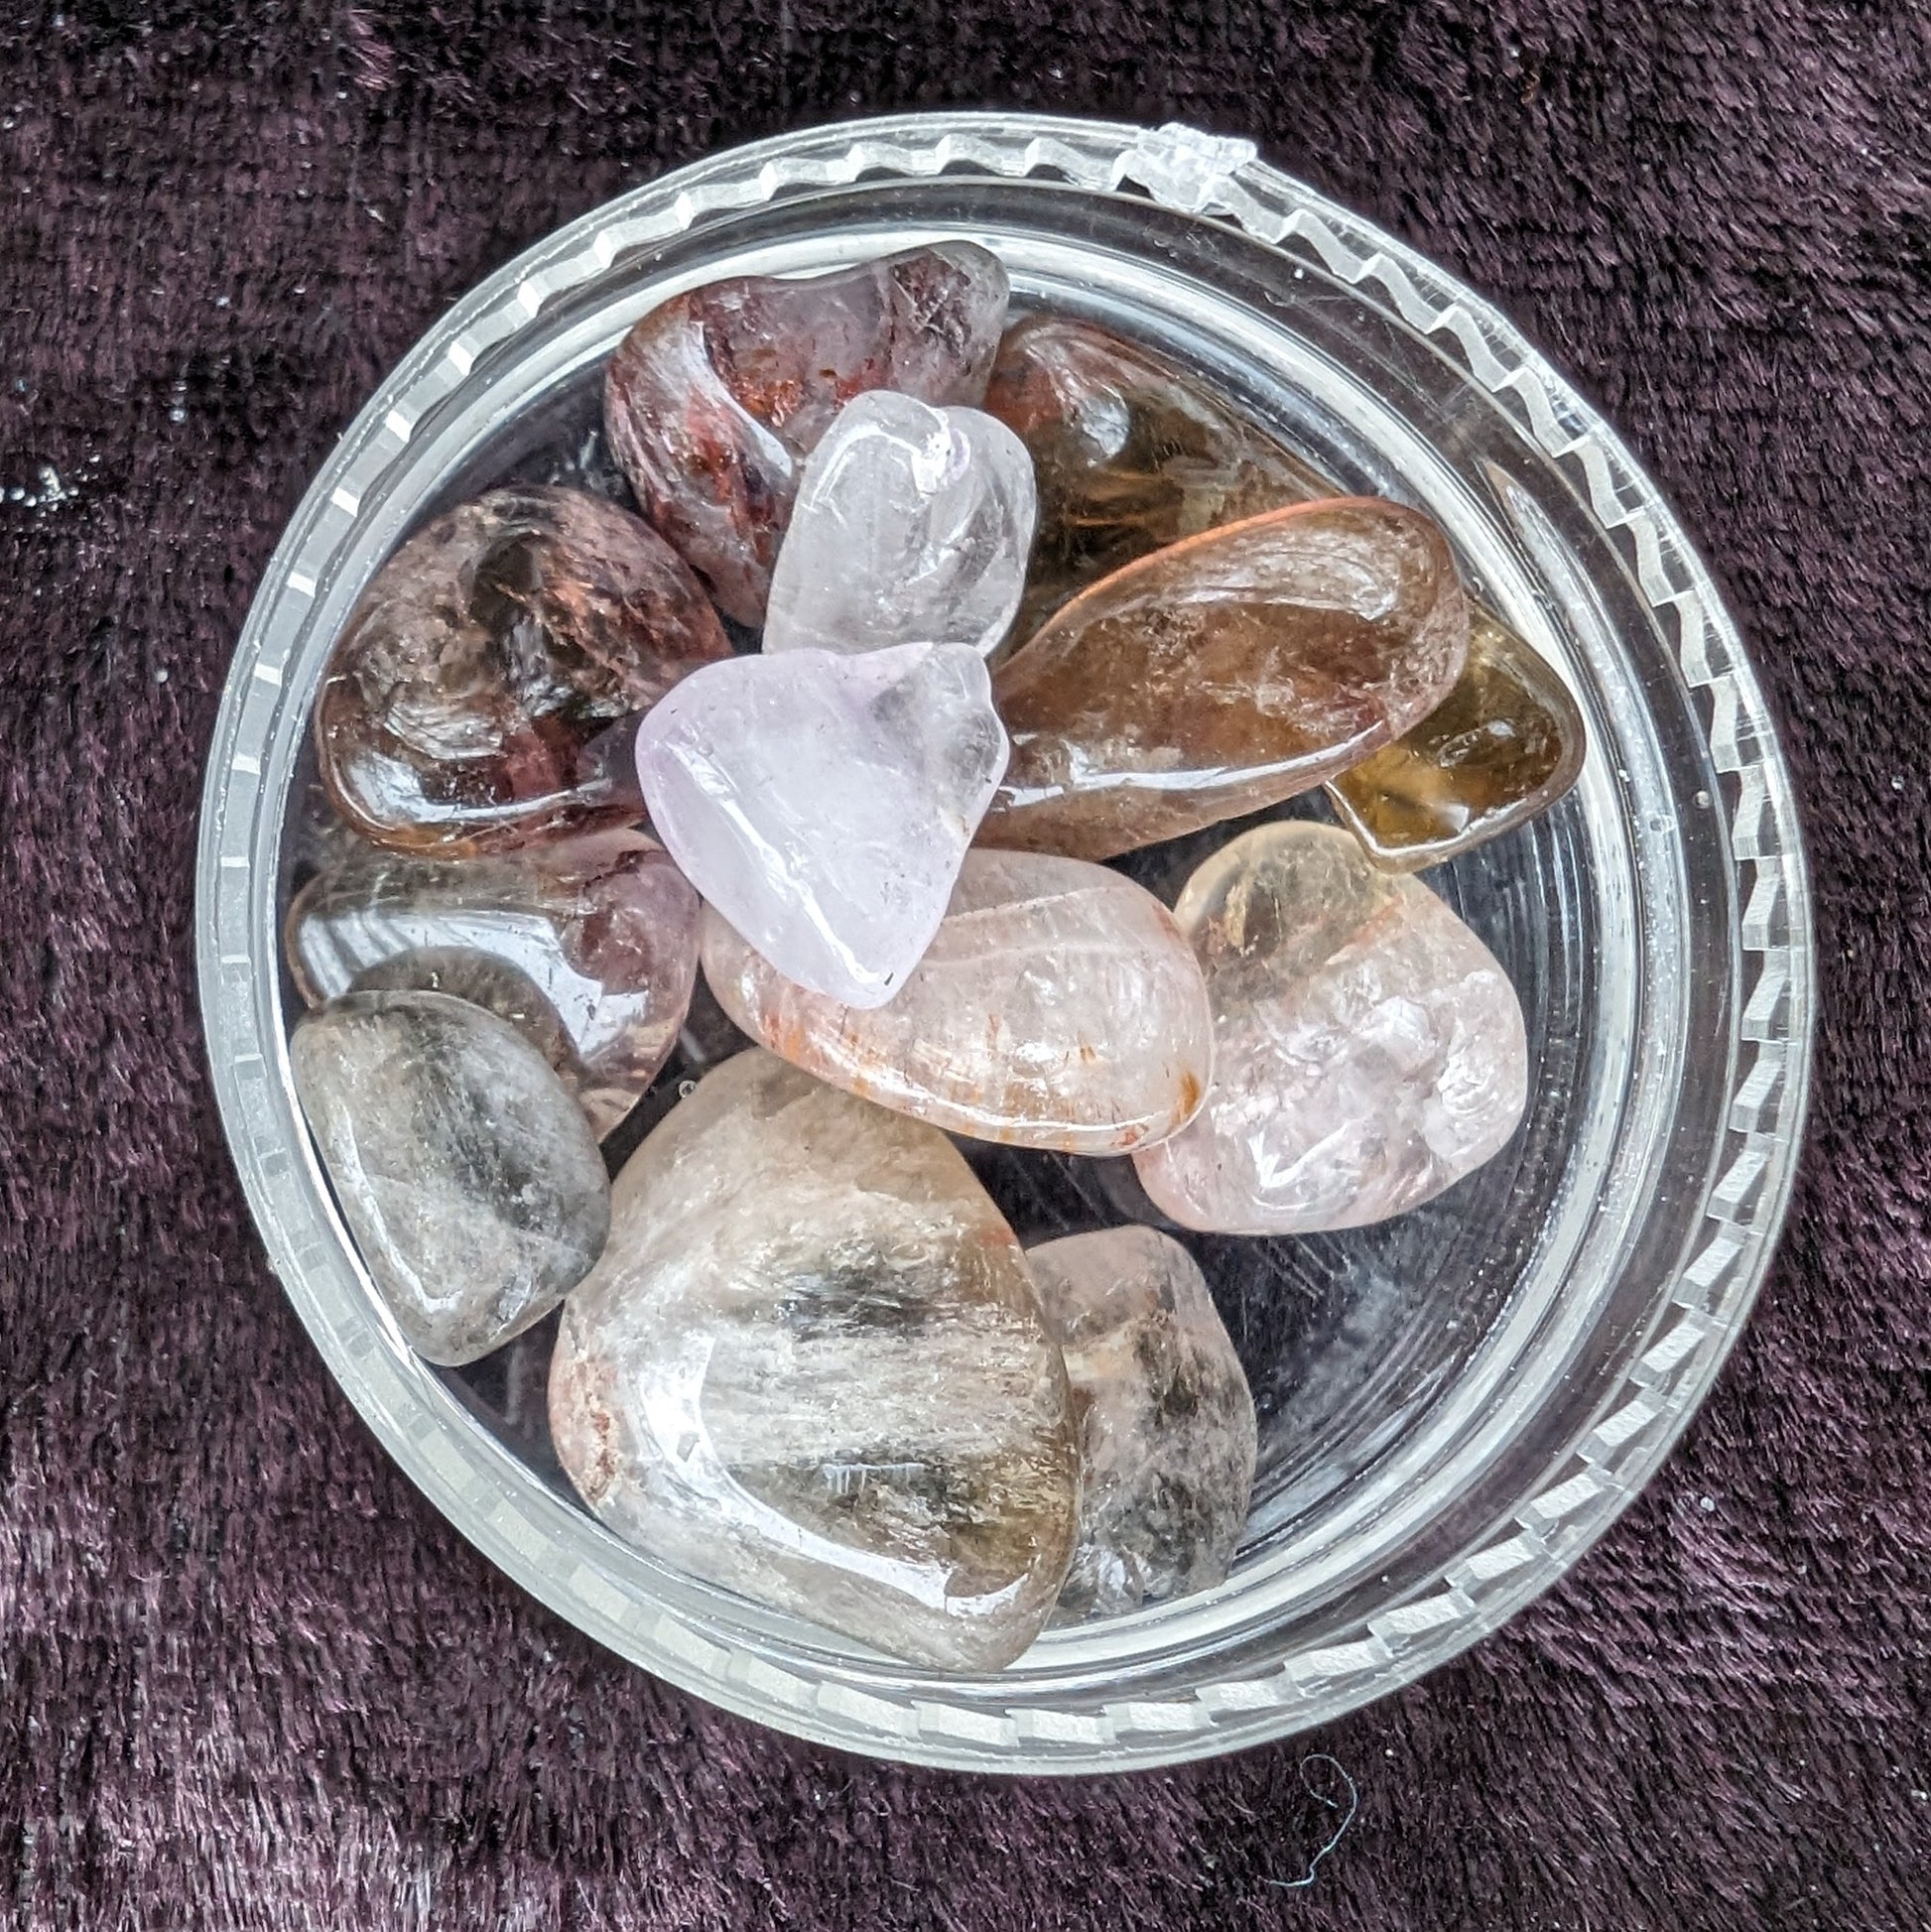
[1027,1226,1257,1619]
[291,990,611,1365]
[701,849,1213,1153]
[1134,822,1528,1233]
[635,641,1008,1008]
[763,391,1037,659]
[548,1050,1078,1670]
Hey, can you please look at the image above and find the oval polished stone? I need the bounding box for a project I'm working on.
[979,499,1470,860]
[763,391,1036,659]
[548,1050,1078,1671]
[987,315,1585,867]
[317,485,731,856]
[1326,607,1589,871]
[636,641,1008,1009]
[1027,1227,1256,1619]
[604,244,1009,624]
[1134,824,1528,1233]
[286,831,701,1138]
[292,990,611,1366]
[701,849,1213,1153]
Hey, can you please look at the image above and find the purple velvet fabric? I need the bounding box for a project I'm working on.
[0,3,1925,1925]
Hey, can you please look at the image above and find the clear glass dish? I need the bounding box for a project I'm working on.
[194,113,1814,1773]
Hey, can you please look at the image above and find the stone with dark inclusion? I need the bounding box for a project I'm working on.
[1326,607,1588,869]
[986,315,1586,865]
[1133,823,1528,1234]
[285,830,701,1138]
[980,499,1469,860]
[317,485,731,857]
[547,1049,1079,1671]
[292,990,611,1366]
[603,244,1010,624]
[1026,1227,1256,1620]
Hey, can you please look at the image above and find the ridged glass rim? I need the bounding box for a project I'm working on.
[195,112,1814,1772]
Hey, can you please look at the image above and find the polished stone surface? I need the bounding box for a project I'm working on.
[316,485,730,856]
[604,244,1009,624]
[980,499,1470,859]
[984,312,1331,642]
[547,1050,1078,1670]
[1134,823,1528,1233]
[1328,607,1588,870]
[1027,1226,1256,1619]
[701,849,1213,1153]
[636,641,1008,1008]
[763,391,1035,659]
[292,990,611,1365]
[987,316,1585,862]
[286,830,701,1137]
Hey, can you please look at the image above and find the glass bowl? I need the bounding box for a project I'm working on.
[195,112,1814,1773]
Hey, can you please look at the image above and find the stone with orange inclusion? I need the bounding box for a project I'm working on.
[699,849,1215,1154]
[978,498,1470,861]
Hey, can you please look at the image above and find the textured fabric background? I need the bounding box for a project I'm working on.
[0,3,1926,1926]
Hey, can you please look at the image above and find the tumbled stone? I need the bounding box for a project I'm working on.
[317,485,731,856]
[1134,824,1527,1233]
[1027,1227,1256,1619]
[292,990,611,1365]
[636,641,1008,1008]
[548,1050,1078,1670]
[985,312,1331,640]
[763,392,1035,658]
[286,831,701,1137]
[987,317,1586,862]
[1326,608,1588,870]
[605,244,1009,624]
[980,499,1469,860]
[702,849,1212,1153]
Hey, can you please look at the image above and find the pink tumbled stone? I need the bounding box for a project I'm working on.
[1134,823,1528,1233]
[635,641,1008,1009]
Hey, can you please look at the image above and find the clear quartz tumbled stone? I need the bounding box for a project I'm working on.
[548,1051,1079,1670]
[763,391,1037,660]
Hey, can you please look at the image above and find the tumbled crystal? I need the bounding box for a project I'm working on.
[1327,608,1588,869]
[636,641,1008,1008]
[317,485,730,856]
[548,1050,1078,1670]
[292,990,610,1365]
[986,316,1585,864]
[604,244,1009,624]
[285,831,701,1137]
[763,392,1035,658]
[701,849,1213,1153]
[980,499,1469,860]
[1027,1227,1256,1618]
[984,312,1331,640]
[1134,824,1528,1233]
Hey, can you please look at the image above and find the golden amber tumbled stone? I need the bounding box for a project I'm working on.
[1327,609,1587,870]
[979,498,1469,861]
[985,316,1586,866]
